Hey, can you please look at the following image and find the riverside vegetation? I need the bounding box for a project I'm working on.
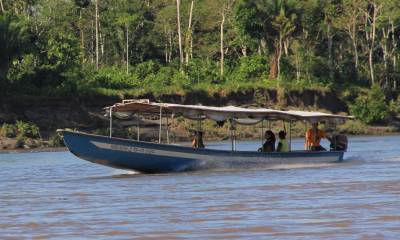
[1,0,400,149]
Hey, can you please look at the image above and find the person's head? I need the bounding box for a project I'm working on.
[278,130,286,139]
[312,122,319,130]
[265,130,275,141]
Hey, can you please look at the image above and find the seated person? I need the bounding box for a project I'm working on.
[306,122,330,151]
[330,134,348,151]
[277,130,289,152]
[191,131,205,148]
[260,130,276,152]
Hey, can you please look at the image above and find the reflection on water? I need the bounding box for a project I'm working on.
[1,135,400,239]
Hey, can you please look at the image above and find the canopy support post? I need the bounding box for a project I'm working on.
[333,122,337,151]
[304,120,308,150]
[109,107,113,138]
[197,116,201,132]
[166,116,170,144]
[261,120,264,146]
[233,128,236,151]
[229,119,236,151]
[159,107,162,144]
[136,114,140,141]
[172,114,175,143]
[289,121,292,151]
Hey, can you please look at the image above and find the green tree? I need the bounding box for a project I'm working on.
[0,13,31,82]
[350,85,390,124]
[234,0,298,80]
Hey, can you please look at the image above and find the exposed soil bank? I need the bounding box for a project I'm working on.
[0,89,398,151]
[0,88,348,133]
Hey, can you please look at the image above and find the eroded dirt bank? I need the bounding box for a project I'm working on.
[0,89,348,135]
[1,89,397,151]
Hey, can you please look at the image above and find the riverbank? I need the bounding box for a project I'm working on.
[1,120,399,153]
[1,90,399,152]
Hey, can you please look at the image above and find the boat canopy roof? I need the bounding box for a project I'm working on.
[106,99,354,124]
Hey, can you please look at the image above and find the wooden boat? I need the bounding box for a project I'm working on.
[60,99,353,173]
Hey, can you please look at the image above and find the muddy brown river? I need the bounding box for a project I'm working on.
[1,135,400,239]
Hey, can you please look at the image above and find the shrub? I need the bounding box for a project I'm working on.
[185,59,219,85]
[15,121,40,138]
[389,96,400,115]
[230,55,268,82]
[338,120,368,135]
[134,60,160,80]
[142,66,174,92]
[49,133,65,147]
[89,67,140,89]
[14,134,26,148]
[0,123,17,138]
[350,85,390,124]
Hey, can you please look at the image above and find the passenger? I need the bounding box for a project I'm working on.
[277,130,289,152]
[191,131,205,149]
[261,130,276,152]
[306,122,329,151]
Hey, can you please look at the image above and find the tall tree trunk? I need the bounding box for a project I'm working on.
[95,0,99,69]
[349,14,358,69]
[327,22,333,80]
[260,38,267,54]
[91,20,94,64]
[369,11,376,85]
[393,59,397,89]
[368,48,374,84]
[169,30,173,62]
[126,23,129,74]
[277,36,283,83]
[269,51,278,80]
[190,34,193,59]
[100,22,104,63]
[176,0,183,66]
[164,26,168,63]
[382,28,389,87]
[220,8,225,76]
[79,9,85,63]
[367,2,381,85]
[283,39,289,55]
[0,0,4,13]
[392,21,397,90]
[295,54,300,82]
[352,40,358,68]
[241,43,247,57]
[185,0,194,64]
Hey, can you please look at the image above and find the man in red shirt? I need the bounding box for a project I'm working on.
[306,122,330,151]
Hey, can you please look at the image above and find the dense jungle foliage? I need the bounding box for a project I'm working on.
[1,0,400,123]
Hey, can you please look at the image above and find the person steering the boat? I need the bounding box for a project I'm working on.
[260,130,276,152]
[277,130,289,152]
[306,122,331,151]
[191,131,205,149]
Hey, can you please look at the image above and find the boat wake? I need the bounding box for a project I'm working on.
[343,152,400,164]
[111,169,139,175]
[193,160,344,172]
[381,156,400,162]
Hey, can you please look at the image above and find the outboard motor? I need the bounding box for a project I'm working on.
[330,134,348,151]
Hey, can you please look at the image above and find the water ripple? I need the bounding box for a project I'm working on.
[1,135,400,239]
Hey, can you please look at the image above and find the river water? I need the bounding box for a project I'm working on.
[1,135,400,239]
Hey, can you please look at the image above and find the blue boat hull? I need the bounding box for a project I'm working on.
[61,130,345,173]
